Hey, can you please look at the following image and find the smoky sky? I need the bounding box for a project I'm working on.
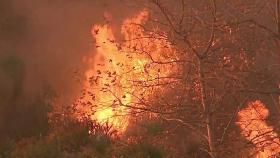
[0,0,141,104]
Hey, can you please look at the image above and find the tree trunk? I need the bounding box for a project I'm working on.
[198,60,217,158]
[276,0,280,35]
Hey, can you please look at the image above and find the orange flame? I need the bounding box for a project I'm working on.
[236,100,280,157]
[75,10,179,133]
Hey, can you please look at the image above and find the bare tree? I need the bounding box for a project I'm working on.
[83,0,280,157]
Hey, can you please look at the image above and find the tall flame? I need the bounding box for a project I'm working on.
[236,100,280,157]
[75,10,179,133]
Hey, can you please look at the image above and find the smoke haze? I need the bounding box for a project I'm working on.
[0,0,141,104]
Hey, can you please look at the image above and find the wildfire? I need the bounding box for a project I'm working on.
[74,10,179,133]
[236,100,280,158]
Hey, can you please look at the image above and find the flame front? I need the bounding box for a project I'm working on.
[75,10,179,133]
[236,100,280,157]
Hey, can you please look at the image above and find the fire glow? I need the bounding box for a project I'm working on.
[236,100,280,158]
[74,10,179,133]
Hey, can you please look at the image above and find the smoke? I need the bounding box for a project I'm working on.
[0,0,140,105]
